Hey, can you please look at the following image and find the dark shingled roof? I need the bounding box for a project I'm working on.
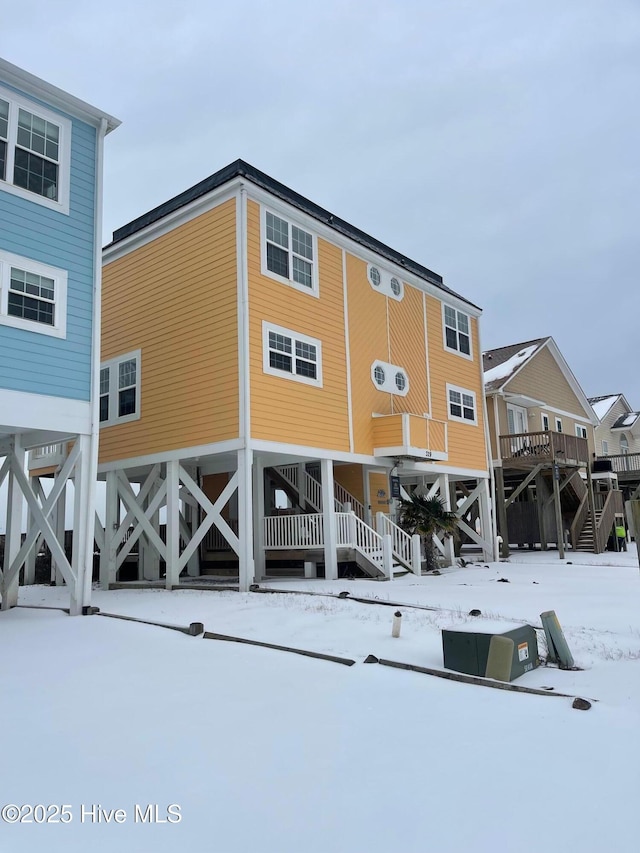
[106,159,480,311]
[482,337,547,392]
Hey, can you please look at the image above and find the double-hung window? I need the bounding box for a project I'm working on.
[263,322,322,387]
[0,249,67,338]
[447,384,477,424]
[443,304,471,357]
[99,351,141,427]
[263,209,317,295]
[0,85,70,213]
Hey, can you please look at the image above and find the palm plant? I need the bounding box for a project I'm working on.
[397,493,459,573]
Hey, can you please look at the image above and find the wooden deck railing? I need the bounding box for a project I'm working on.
[499,430,589,466]
[596,452,640,474]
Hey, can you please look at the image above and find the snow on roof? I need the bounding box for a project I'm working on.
[612,412,640,429]
[589,395,619,420]
[483,344,538,387]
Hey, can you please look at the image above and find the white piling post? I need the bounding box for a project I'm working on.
[411,534,422,576]
[383,532,393,580]
[392,610,402,638]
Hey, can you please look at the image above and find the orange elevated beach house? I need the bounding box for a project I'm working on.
[98,161,494,590]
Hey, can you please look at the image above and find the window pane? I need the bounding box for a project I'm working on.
[450,402,462,418]
[395,372,406,391]
[292,256,312,288]
[266,212,288,248]
[268,332,291,353]
[0,139,6,182]
[119,387,136,417]
[291,226,312,260]
[459,333,470,355]
[444,305,456,327]
[0,99,8,139]
[463,406,475,420]
[457,312,469,334]
[100,367,110,395]
[8,292,54,325]
[296,359,317,379]
[374,366,385,385]
[445,327,458,350]
[449,390,461,405]
[295,340,316,361]
[269,351,292,373]
[99,395,109,422]
[119,359,136,389]
[266,242,289,278]
[462,394,474,408]
[14,147,58,200]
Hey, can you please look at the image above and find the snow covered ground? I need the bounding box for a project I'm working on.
[2,550,639,852]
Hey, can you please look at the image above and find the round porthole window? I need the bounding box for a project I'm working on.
[374,365,386,385]
[390,277,401,296]
[369,266,381,287]
[395,372,406,391]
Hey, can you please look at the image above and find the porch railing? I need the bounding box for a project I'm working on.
[263,511,392,577]
[499,430,589,466]
[596,452,640,474]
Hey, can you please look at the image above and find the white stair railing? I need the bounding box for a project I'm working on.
[273,465,367,519]
[264,513,324,549]
[264,511,392,578]
[376,513,422,575]
[334,482,366,520]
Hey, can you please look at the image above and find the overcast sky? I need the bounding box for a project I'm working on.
[3,0,639,406]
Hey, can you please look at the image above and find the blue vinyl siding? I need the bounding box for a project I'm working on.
[0,82,97,401]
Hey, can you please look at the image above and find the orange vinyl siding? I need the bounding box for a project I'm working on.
[246,199,350,451]
[99,199,239,464]
[425,295,488,471]
[372,415,405,447]
[334,464,365,504]
[387,287,429,416]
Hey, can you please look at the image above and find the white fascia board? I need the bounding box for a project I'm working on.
[0,58,120,132]
[502,392,546,408]
[102,182,242,262]
[242,184,482,318]
[97,437,244,474]
[0,388,91,435]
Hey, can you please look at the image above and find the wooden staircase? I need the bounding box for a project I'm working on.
[576,510,603,551]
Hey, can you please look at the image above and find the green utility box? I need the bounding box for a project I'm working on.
[442,622,539,681]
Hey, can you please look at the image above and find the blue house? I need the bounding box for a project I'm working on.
[0,58,119,614]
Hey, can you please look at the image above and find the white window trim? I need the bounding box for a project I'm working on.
[601,439,609,455]
[442,303,473,360]
[262,321,322,388]
[99,349,141,428]
[366,263,404,301]
[370,360,409,396]
[541,413,550,431]
[0,248,67,338]
[260,206,319,298]
[575,424,588,439]
[0,83,71,215]
[446,383,478,426]
[555,417,563,433]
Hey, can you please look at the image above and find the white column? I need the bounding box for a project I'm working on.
[440,473,456,567]
[165,460,180,589]
[100,470,118,589]
[1,437,25,610]
[321,458,338,580]
[478,478,495,562]
[71,434,91,615]
[140,475,161,581]
[24,477,38,585]
[252,454,266,581]
[51,480,66,586]
[237,447,255,592]
[184,499,200,577]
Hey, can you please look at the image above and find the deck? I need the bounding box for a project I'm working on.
[499,430,589,469]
